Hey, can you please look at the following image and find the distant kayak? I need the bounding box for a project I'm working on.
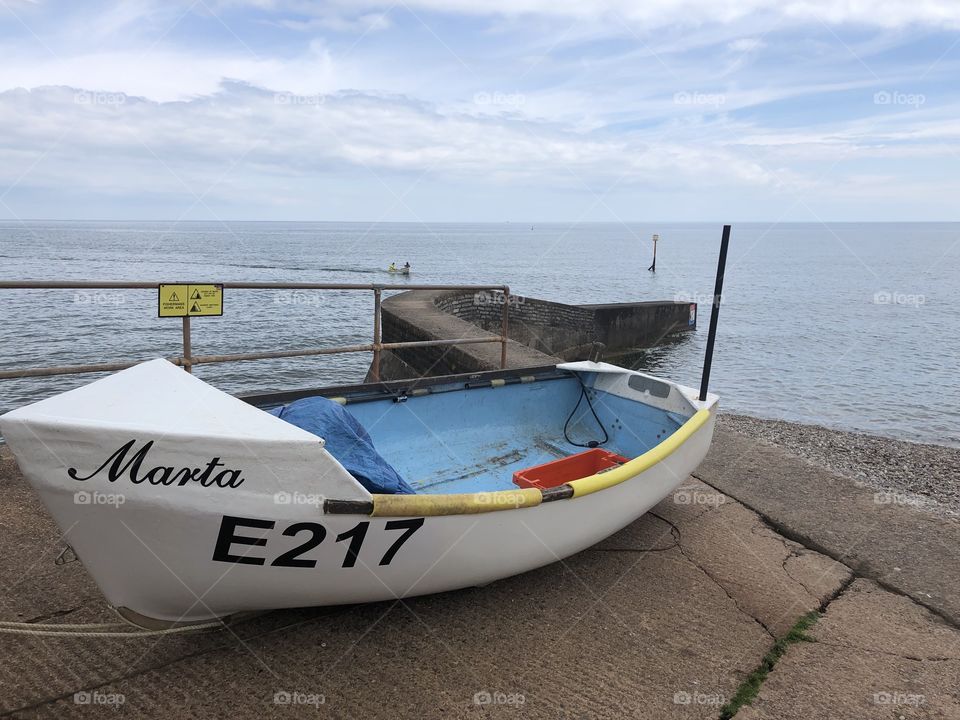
[386,267,411,275]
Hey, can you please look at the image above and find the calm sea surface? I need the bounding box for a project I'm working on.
[0,221,957,447]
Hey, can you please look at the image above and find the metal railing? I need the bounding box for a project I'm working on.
[0,281,511,383]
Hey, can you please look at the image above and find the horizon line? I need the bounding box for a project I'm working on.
[1,218,958,225]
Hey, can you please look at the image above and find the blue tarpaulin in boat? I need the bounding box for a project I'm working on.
[268,397,416,495]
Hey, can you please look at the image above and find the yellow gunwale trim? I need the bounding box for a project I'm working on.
[567,408,711,498]
[367,408,711,517]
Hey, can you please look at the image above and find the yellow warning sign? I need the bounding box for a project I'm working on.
[158,284,223,317]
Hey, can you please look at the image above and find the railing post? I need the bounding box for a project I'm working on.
[371,287,382,382]
[182,316,192,374]
[500,286,510,369]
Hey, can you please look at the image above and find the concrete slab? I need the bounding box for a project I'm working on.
[736,580,960,719]
[654,480,850,637]
[0,451,846,718]
[0,450,107,625]
[13,418,958,719]
[3,529,766,718]
[697,423,960,628]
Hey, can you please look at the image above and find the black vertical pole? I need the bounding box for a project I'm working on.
[699,224,731,402]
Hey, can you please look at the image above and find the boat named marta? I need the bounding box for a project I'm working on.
[0,359,717,628]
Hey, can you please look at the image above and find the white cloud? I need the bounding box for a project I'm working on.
[1,0,958,219]
[728,37,766,52]
[275,11,392,33]
[0,45,345,103]
[231,0,960,29]
[0,83,777,203]
[3,79,960,217]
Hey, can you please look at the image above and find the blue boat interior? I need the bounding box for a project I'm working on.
[268,373,687,495]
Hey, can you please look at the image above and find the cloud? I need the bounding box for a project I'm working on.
[3,76,960,219]
[227,0,960,29]
[1,0,958,219]
[275,11,392,33]
[727,37,766,53]
[0,46,345,103]
[0,83,778,205]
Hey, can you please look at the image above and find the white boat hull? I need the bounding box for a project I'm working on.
[1,360,716,626]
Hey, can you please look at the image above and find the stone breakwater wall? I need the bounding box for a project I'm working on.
[369,289,696,381]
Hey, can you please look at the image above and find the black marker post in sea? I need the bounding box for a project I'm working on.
[648,233,659,272]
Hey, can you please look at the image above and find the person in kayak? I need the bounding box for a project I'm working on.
[404,262,410,272]
[388,262,397,272]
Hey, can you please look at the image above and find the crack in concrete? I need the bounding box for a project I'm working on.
[649,511,777,641]
[586,514,681,554]
[588,546,677,553]
[711,496,824,607]
[21,599,99,625]
[812,639,959,663]
[717,575,857,719]
[690,472,960,633]
[779,549,822,605]
[817,573,856,614]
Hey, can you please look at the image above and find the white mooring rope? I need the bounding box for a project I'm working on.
[0,619,228,638]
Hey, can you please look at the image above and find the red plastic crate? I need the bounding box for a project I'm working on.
[513,448,630,490]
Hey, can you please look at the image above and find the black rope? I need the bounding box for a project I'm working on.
[563,374,609,448]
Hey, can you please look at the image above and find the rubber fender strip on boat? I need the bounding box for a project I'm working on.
[567,409,712,498]
[540,485,575,502]
[369,488,542,517]
[464,377,521,389]
[324,499,375,514]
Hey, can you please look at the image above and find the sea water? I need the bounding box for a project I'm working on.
[0,221,956,446]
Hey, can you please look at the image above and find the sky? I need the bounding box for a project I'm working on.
[0,0,959,221]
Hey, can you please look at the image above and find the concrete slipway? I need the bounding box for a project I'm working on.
[0,419,958,718]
